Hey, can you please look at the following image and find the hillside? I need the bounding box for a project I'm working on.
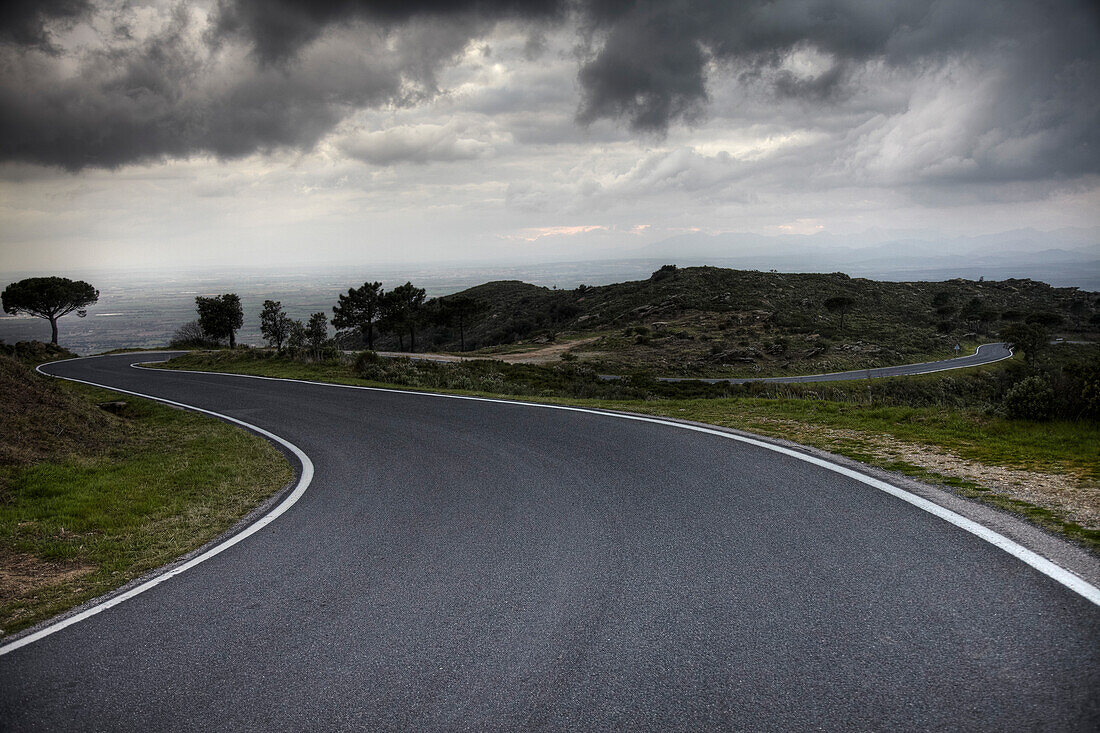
[0,347,292,633]
[0,348,113,466]
[394,267,1098,377]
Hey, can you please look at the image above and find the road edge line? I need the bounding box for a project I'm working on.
[0,357,315,657]
[135,357,1100,608]
[651,342,1015,383]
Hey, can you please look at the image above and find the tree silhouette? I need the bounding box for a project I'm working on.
[438,296,488,351]
[380,282,426,351]
[195,293,243,348]
[823,295,855,330]
[1,277,98,345]
[1002,322,1048,362]
[332,281,383,350]
[260,300,292,351]
[287,319,306,350]
[306,312,329,355]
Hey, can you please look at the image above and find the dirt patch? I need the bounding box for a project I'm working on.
[887,442,1099,528]
[497,337,601,364]
[379,336,602,365]
[746,417,1100,530]
[0,549,95,603]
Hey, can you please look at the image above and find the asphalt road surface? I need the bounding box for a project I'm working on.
[611,342,1014,384]
[2,353,1097,731]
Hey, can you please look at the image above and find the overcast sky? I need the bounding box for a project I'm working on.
[1,0,1098,274]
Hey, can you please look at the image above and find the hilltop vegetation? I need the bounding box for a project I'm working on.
[381,267,1098,377]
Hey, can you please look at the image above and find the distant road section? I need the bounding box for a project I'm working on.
[603,342,1013,384]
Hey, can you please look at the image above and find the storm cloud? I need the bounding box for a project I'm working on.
[210,0,566,62]
[0,0,89,50]
[0,0,1096,188]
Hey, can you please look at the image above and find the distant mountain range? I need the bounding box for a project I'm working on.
[624,227,1100,289]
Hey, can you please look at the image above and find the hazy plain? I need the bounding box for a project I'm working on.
[2,251,1096,355]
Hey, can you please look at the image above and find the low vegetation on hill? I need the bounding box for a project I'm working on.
[168,265,1096,381]
[393,267,1096,377]
[0,349,291,635]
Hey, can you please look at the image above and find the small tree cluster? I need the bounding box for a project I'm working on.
[195,294,244,348]
[435,296,488,352]
[379,282,427,351]
[260,300,292,351]
[331,280,455,353]
[332,282,383,350]
[306,312,330,355]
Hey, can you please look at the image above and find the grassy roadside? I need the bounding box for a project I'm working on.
[0,356,293,635]
[155,350,1100,553]
[583,398,1099,551]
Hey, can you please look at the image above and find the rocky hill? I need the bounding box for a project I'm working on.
[386,266,1097,376]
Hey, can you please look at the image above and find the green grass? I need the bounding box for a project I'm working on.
[604,398,1098,479]
[576,398,1099,551]
[0,381,293,635]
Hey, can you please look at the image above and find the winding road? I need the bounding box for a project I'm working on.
[2,352,1097,731]
[659,342,1014,383]
[602,342,1014,383]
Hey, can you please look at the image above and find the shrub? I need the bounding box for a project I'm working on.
[355,350,383,369]
[650,264,678,281]
[1078,363,1100,419]
[1026,311,1064,328]
[169,320,221,348]
[1002,376,1054,420]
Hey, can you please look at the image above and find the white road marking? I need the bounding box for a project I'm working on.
[135,356,1099,608]
[0,356,314,657]
[2,348,1093,657]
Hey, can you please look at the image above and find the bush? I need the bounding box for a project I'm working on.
[650,264,678,281]
[169,320,221,348]
[355,350,383,369]
[0,340,76,364]
[1002,376,1054,420]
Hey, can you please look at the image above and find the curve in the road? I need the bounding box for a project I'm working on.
[119,358,1100,608]
[5,350,1094,660]
[601,342,1013,383]
[0,356,315,657]
[2,352,1097,731]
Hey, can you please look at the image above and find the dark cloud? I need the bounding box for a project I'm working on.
[0,0,89,50]
[0,0,1096,186]
[569,0,1100,183]
[0,5,473,170]
[575,3,709,131]
[574,1,1098,132]
[211,0,566,62]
